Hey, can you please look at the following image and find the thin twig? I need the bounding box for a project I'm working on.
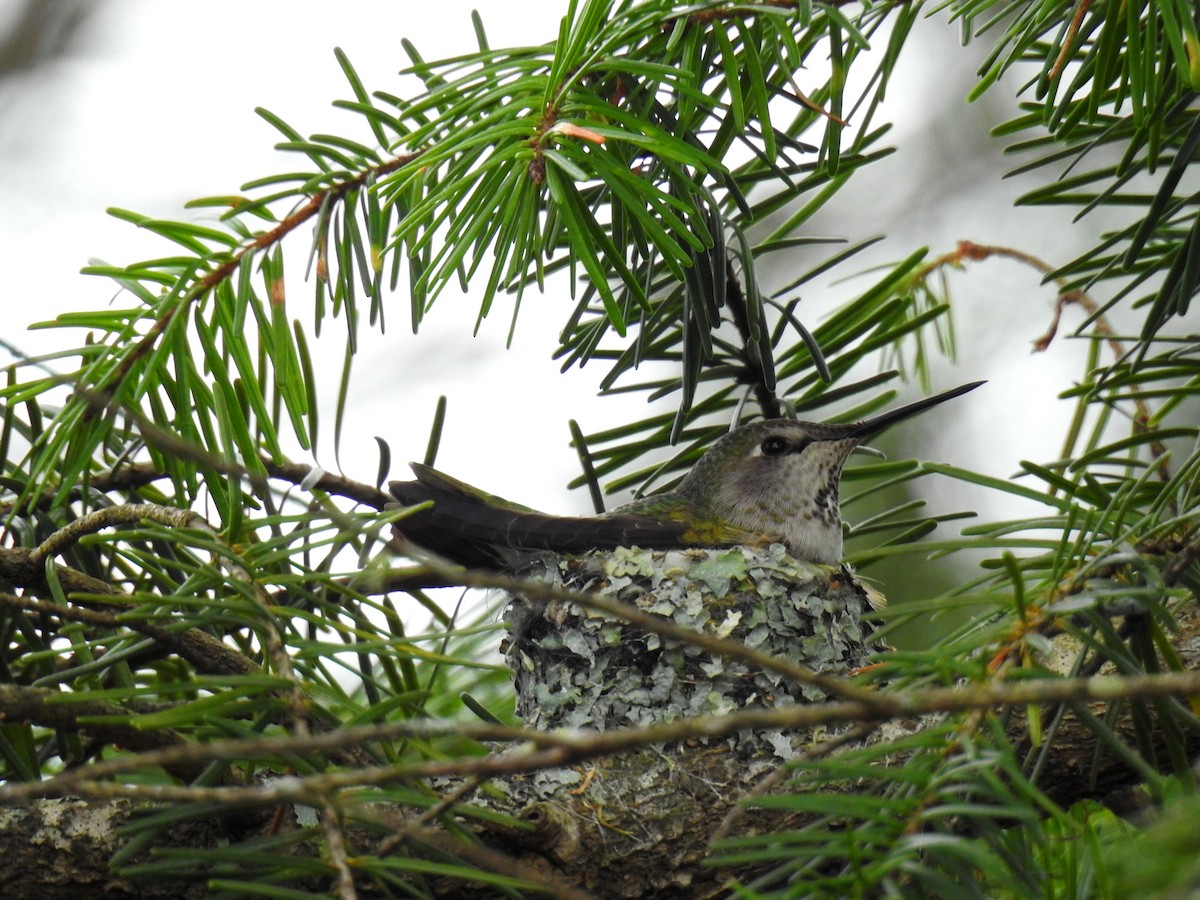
[320,801,358,900]
[376,776,484,856]
[914,240,1170,484]
[712,722,876,842]
[28,503,209,566]
[1049,0,1093,82]
[403,823,597,900]
[0,684,203,779]
[1,456,392,521]
[5,668,1200,805]
[0,590,261,678]
[92,151,425,405]
[1164,532,1200,587]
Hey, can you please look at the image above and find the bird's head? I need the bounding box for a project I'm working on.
[675,382,983,564]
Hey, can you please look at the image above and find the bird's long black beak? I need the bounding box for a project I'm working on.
[847,381,984,440]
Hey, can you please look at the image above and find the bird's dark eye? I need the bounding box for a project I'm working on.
[760,436,789,456]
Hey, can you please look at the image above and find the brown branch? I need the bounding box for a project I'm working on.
[1049,0,1093,82]
[0,460,394,688]
[376,776,485,856]
[319,802,358,900]
[914,240,1171,484]
[2,456,392,521]
[0,508,264,679]
[0,684,204,781]
[12,501,368,759]
[0,544,127,601]
[26,502,212,567]
[402,823,598,900]
[3,602,1198,896]
[263,460,393,508]
[1164,531,1200,587]
[0,557,370,768]
[0,590,260,679]
[93,150,425,408]
[4,667,1200,806]
[711,722,875,842]
[0,460,168,517]
[0,796,594,900]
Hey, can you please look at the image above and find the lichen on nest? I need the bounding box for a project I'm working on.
[501,543,887,746]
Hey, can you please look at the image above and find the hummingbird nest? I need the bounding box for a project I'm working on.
[501,543,886,755]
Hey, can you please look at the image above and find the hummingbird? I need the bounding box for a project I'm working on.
[388,382,982,569]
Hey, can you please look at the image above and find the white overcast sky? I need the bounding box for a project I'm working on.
[1,0,617,514]
[0,1,1104,525]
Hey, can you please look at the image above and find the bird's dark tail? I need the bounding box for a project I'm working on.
[388,464,692,569]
